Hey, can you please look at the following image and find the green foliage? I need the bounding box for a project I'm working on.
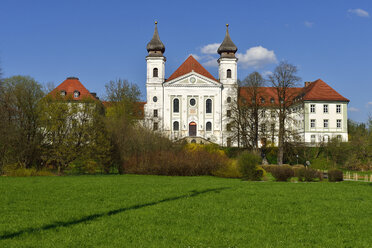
[296,168,322,182]
[310,157,334,170]
[212,159,242,178]
[271,165,294,181]
[328,169,343,182]
[2,163,54,176]
[237,151,264,181]
[0,76,44,170]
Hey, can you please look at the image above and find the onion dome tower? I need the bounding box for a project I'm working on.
[146,21,165,57]
[217,24,238,58]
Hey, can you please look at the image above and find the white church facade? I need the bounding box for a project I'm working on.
[144,23,349,147]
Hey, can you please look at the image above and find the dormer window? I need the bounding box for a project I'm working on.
[227,69,232,78]
[74,91,80,98]
[261,97,265,103]
[153,68,158,77]
[270,98,274,104]
[60,90,66,96]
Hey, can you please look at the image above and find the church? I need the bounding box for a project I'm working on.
[143,22,350,147]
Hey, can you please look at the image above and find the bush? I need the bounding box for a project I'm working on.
[328,169,343,182]
[123,145,229,176]
[296,168,322,182]
[310,157,334,170]
[2,164,54,176]
[261,164,277,173]
[271,165,294,182]
[237,152,264,181]
[212,159,242,178]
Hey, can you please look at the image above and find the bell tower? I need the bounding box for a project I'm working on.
[145,21,166,130]
[218,24,238,146]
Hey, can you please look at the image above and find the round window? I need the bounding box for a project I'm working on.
[227,97,231,103]
[190,98,196,106]
[153,96,157,102]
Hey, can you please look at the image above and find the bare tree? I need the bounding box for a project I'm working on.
[268,61,301,165]
[231,72,265,150]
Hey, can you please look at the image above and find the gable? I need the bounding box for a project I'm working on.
[164,72,221,87]
[166,55,219,83]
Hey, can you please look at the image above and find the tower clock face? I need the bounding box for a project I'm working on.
[190,77,196,83]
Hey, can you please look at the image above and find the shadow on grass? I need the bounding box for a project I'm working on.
[0,187,229,240]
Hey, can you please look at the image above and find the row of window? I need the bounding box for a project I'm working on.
[60,90,80,98]
[172,98,212,113]
[310,104,342,114]
[311,134,342,143]
[154,108,232,118]
[310,119,342,128]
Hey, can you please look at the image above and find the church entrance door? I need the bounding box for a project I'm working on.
[189,122,197,137]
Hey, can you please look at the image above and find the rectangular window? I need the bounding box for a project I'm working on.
[310,104,315,113]
[226,123,231,131]
[337,135,342,141]
[337,119,341,128]
[311,135,316,143]
[310,119,315,128]
[153,122,158,131]
[153,109,158,117]
[271,110,275,118]
[261,110,266,118]
[261,124,266,133]
[323,104,328,113]
[227,110,231,117]
[336,104,341,113]
[323,119,328,128]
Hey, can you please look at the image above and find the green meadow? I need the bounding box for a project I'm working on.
[1,175,372,247]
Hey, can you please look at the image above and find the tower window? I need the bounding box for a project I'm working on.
[153,109,158,117]
[173,121,179,131]
[190,98,196,106]
[227,97,231,103]
[173,98,179,113]
[153,68,158,77]
[153,122,158,131]
[206,122,212,131]
[227,69,232,78]
[153,96,158,102]
[227,110,231,117]
[226,123,231,131]
[206,99,212,113]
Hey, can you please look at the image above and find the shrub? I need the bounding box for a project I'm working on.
[212,159,242,178]
[237,152,264,181]
[328,169,343,182]
[296,168,322,182]
[271,165,294,182]
[310,157,334,170]
[261,164,277,173]
[2,164,54,177]
[123,145,229,176]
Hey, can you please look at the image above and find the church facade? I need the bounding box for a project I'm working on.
[144,23,350,147]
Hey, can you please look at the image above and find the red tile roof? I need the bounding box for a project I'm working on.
[302,79,349,102]
[239,79,349,106]
[166,55,218,82]
[49,77,96,100]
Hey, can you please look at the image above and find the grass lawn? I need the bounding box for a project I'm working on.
[1,175,372,247]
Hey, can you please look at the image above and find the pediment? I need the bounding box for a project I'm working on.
[164,72,221,88]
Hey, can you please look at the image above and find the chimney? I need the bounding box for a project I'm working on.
[304,81,311,87]
[90,92,99,100]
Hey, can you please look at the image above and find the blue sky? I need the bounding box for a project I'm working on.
[0,0,371,122]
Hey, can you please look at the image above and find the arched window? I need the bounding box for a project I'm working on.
[206,99,212,113]
[173,121,179,131]
[153,68,158,77]
[227,69,232,78]
[206,122,212,131]
[173,98,179,113]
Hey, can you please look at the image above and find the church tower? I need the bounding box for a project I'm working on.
[218,24,238,146]
[145,21,166,130]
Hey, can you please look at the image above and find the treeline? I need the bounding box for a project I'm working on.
[0,76,228,176]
